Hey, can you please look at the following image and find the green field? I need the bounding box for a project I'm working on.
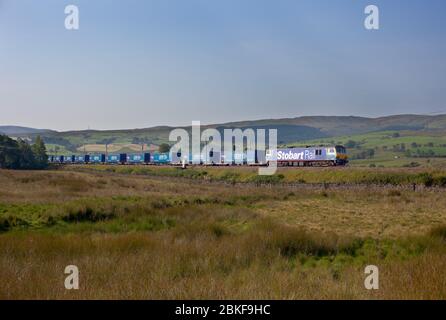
[67,165,446,187]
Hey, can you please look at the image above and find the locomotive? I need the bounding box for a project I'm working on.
[266,145,348,166]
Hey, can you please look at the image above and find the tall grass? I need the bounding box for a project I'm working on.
[1,168,446,299]
[1,221,445,299]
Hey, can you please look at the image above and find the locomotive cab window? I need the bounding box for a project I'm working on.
[336,146,346,154]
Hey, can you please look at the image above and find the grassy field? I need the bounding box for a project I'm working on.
[1,167,446,299]
[69,165,446,187]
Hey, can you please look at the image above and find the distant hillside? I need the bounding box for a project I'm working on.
[221,114,446,136]
[0,126,52,136]
[7,114,446,154]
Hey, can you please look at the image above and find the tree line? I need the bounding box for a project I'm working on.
[0,135,48,169]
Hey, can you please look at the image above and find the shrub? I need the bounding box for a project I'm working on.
[434,176,446,187]
[62,205,115,223]
[218,171,241,184]
[429,225,446,240]
[270,227,338,257]
[151,199,174,210]
[387,190,401,197]
[403,162,421,168]
[210,224,229,238]
[416,173,434,187]
[0,216,29,232]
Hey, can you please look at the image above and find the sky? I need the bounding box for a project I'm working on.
[1,0,445,131]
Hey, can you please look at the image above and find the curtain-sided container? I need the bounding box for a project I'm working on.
[119,154,127,164]
[202,150,221,165]
[107,154,120,164]
[127,154,144,164]
[90,154,104,164]
[152,153,170,164]
[74,155,82,163]
[52,155,64,163]
[246,150,267,165]
[170,151,186,164]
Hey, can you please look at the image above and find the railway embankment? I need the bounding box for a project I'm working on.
[63,165,446,190]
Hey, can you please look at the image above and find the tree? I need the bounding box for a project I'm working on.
[0,135,21,169]
[158,143,170,153]
[31,136,48,169]
[0,135,49,170]
[352,148,375,160]
[400,143,406,152]
[345,140,358,148]
[17,139,36,169]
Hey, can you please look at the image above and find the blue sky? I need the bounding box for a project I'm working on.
[1,0,445,130]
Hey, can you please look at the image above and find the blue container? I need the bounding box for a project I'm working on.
[119,154,127,164]
[171,151,193,164]
[191,153,201,164]
[90,154,103,163]
[127,154,144,164]
[246,150,267,165]
[233,153,246,165]
[152,153,170,164]
[74,155,86,163]
[52,156,61,163]
[170,151,184,164]
[107,154,120,163]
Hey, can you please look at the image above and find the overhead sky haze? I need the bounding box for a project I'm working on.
[1,0,445,131]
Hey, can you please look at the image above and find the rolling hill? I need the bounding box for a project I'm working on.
[0,126,53,136]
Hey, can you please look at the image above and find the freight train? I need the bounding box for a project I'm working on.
[48,145,348,167]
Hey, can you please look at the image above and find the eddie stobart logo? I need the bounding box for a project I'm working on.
[277,150,310,161]
[268,149,316,161]
[279,150,304,160]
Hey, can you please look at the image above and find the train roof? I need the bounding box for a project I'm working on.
[282,145,346,149]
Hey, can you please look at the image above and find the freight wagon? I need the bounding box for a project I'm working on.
[90,154,105,164]
[171,151,222,165]
[127,154,144,164]
[151,153,170,164]
[107,154,120,164]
